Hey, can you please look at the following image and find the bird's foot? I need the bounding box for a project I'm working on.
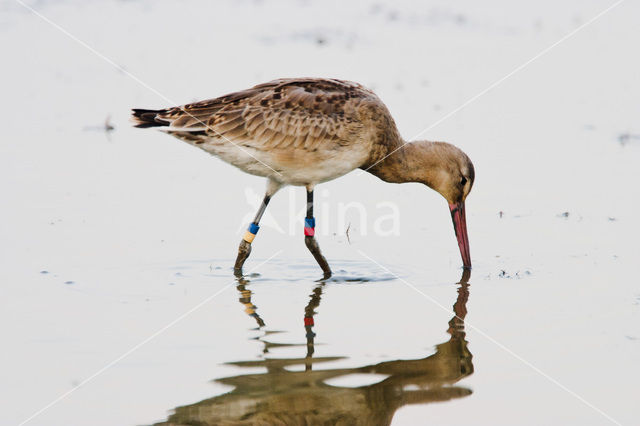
[315,272,332,282]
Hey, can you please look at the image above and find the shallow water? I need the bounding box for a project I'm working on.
[153,271,473,426]
[1,0,639,425]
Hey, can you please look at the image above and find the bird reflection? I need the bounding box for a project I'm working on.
[236,278,266,328]
[155,270,473,426]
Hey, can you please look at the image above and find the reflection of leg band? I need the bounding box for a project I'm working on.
[304,217,315,237]
[243,222,260,243]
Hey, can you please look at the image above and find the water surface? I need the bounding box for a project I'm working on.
[155,271,472,425]
[1,1,638,425]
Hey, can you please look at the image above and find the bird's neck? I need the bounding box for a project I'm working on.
[363,140,440,186]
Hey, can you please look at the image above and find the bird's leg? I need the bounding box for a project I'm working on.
[304,189,332,279]
[234,193,271,277]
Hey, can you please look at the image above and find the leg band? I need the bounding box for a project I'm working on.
[304,217,315,237]
[243,222,260,243]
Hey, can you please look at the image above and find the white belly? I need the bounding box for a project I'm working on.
[200,139,371,186]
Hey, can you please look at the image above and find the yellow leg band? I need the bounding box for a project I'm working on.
[243,231,256,243]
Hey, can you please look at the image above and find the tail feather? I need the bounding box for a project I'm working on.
[131,108,171,128]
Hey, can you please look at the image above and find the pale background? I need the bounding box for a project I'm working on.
[1,0,639,425]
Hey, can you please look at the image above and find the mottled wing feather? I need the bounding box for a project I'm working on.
[156,78,376,152]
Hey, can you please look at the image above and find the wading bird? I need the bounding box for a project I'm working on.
[132,78,474,278]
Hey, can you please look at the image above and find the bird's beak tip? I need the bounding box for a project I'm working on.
[449,201,471,270]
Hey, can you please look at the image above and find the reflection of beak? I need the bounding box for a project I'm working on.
[449,201,471,269]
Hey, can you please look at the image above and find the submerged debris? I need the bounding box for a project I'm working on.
[556,211,584,221]
[82,114,115,134]
[618,133,640,145]
[104,115,115,131]
[497,269,532,279]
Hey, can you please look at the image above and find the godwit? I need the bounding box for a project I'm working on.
[132,78,474,278]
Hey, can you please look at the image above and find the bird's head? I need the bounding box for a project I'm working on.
[416,142,475,205]
[365,140,475,269]
[410,142,475,269]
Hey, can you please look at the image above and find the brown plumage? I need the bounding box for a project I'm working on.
[132,78,394,185]
[132,78,475,276]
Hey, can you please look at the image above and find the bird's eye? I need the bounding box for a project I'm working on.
[460,176,467,186]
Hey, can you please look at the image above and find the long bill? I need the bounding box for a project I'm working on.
[449,201,471,269]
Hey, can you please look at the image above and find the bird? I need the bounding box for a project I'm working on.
[131,78,474,279]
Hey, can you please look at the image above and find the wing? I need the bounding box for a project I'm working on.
[153,78,380,152]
